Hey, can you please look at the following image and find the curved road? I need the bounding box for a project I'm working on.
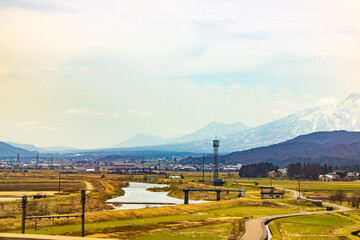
[240,187,352,240]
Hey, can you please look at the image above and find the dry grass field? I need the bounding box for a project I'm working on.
[0,171,128,219]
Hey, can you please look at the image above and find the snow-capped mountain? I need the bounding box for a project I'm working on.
[112,94,360,153]
[193,93,360,152]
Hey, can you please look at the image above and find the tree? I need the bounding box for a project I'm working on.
[287,162,302,179]
[350,192,360,209]
[238,162,279,178]
[334,190,346,205]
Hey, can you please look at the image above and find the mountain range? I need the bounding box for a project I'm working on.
[180,130,360,167]
[112,93,360,153]
[6,142,77,153]
[4,93,360,157]
[112,121,249,148]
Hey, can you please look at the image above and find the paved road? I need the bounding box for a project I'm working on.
[240,187,352,240]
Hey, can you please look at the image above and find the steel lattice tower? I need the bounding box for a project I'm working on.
[213,140,220,180]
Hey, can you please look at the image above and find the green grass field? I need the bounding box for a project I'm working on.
[269,212,360,240]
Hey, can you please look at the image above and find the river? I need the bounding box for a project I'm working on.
[106,182,208,210]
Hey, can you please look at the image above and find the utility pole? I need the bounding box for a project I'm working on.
[21,195,27,234]
[81,189,86,237]
[17,153,20,170]
[35,154,39,169]
[270,177,272,188]
[298,178,301,199]
[202,155,205,182]
[208,167,211,182]
[58,171,61,194]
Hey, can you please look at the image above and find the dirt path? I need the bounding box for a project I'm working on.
[240,187,352,240]
[83,181,94,192]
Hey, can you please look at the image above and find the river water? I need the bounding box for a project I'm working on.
[106,182,208,210]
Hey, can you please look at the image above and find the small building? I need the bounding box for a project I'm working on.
[345,172,359,181]
[168,175,183,179]
[94,166,100,174]
[318,172,339,181]
[260,187,284,199]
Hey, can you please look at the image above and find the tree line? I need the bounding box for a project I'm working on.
[287,162,333,180]
[238,162,279,178]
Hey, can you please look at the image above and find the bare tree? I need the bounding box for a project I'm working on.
[350,191,360,209]
[334,190,346,205]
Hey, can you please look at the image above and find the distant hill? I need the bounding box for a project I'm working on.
[168,121,250,144]
[286,130,360,146]
[0,142,36,157]
[112,121,249,149]
[76,149,204,158]
[111,134,166,148]
[6,142,77,153]
[180,131,360,167]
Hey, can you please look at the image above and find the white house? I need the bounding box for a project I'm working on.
[319,172,339,181]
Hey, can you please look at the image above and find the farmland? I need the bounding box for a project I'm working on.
[269,211,360,239]
[6,199,299,239]
[0,170,359,239]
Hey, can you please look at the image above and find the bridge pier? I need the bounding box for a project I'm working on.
[183,188,246,204]
[216,190,221,201]
[184,189,189,204]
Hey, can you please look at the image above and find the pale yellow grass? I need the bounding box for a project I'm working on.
[0,198,17,202]
[0,198,281,232]
[0,191,58,196]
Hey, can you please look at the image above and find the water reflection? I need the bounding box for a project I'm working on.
[106,182,208,210]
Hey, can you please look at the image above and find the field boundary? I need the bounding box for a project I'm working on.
[240,188,352,240]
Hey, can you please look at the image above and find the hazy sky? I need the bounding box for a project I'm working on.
[1,0,360,148]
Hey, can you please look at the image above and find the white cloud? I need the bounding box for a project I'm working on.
[66,109,106,116]
[112,113,123,118]
[14,121,55,131]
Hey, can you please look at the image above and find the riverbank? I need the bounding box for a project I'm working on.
[106,182,209,209]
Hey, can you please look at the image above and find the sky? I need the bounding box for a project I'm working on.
[1,0,360,149]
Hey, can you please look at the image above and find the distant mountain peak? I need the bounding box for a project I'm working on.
[112,133,166,148]
[207,121,226,126]
[343,93,360,105]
